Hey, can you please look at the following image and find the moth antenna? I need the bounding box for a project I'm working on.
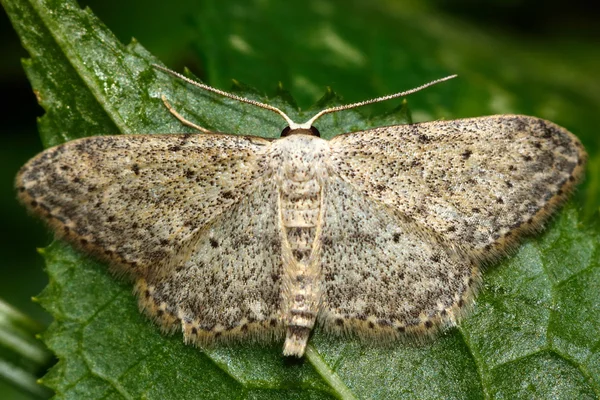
[154,64,457,131]
[152,64,301,129]
[299,74,458,129]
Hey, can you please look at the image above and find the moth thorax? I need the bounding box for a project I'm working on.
[272,134,330,182]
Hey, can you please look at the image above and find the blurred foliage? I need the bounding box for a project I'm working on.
[1,0,599,398]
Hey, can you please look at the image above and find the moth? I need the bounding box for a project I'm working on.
[17,65,587,357]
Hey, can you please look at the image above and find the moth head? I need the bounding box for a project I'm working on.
[281,126,321,138]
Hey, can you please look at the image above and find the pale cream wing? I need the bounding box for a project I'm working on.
[136,178,284,345]
[329,115,586,258]
[319,177,479,338]
[16,134,271,276]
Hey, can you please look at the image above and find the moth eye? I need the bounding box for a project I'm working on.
[281,126,292,137]
[309,126,321,137]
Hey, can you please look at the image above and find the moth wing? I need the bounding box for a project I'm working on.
[17,134,271,276]
[329,115,586,258]
[319,177,478,337]
[136,178,284,344]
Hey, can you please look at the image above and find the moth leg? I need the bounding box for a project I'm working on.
[160,94,212,133]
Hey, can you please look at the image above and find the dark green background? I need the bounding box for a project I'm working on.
[1,1,598,399]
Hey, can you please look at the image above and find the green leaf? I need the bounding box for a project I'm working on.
[2,0,599,398]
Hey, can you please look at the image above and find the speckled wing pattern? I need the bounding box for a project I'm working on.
[16,113,586,357]
[329,116,586,259]
[324,115,586,337]
[319,176,478,338]
[136,178,285,345]
[16,134,271,278]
